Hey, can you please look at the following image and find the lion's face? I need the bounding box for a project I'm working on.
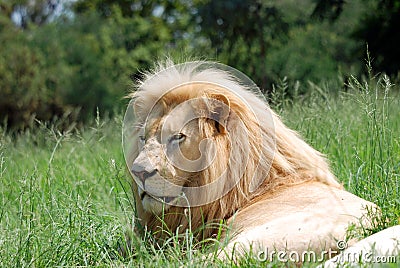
[132,104,201,214]
[131,84,229,214]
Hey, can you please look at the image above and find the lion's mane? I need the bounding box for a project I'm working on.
[128,60,341,239]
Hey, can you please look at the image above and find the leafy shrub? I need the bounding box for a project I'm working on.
[0,7,171,129]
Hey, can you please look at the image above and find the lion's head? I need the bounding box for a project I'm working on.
[123,61,341,239]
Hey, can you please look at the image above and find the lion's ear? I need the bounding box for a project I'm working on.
[201,93,231,134]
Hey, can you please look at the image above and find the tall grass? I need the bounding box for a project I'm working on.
[0,115,133,266]
[280,73,399,232]
[0,73,399,267]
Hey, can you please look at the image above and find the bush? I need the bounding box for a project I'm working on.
[0,7,171,129]
[0,28,60,129]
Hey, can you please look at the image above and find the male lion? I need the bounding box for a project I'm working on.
[124,61,376,258]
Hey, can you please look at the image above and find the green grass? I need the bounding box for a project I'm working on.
[280,74,400,232]
[0,73,399,267]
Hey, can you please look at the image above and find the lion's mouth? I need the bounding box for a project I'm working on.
[141,192,177,203]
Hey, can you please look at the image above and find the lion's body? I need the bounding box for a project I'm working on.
[225,182,375,254]
[126,61,376,256]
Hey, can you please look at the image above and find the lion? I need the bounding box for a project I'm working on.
[124,61,377,258]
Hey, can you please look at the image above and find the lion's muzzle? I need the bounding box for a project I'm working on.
[131,162,157,187]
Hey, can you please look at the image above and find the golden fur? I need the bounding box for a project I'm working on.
[126,61,376,254]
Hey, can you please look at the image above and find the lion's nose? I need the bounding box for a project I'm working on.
[131,163,157,185]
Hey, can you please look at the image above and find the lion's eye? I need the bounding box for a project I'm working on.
[170,133,186,143]
[138,135,146,144]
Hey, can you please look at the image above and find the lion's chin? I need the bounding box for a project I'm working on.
[141,193,176,214]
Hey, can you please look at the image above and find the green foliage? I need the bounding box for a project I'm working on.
[195,0,289,90]
[266,24,339,85]
[39,9,171,118]
[193,0,370,92]
[0,1,60,29]
[0,4,171,129]
[0,27,54,129]
[1,0,399,129]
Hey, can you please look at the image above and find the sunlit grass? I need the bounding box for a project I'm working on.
[0,73,399,267]
[281,73,400,231]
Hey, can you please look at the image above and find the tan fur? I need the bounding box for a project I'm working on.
[126,61,377,255]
